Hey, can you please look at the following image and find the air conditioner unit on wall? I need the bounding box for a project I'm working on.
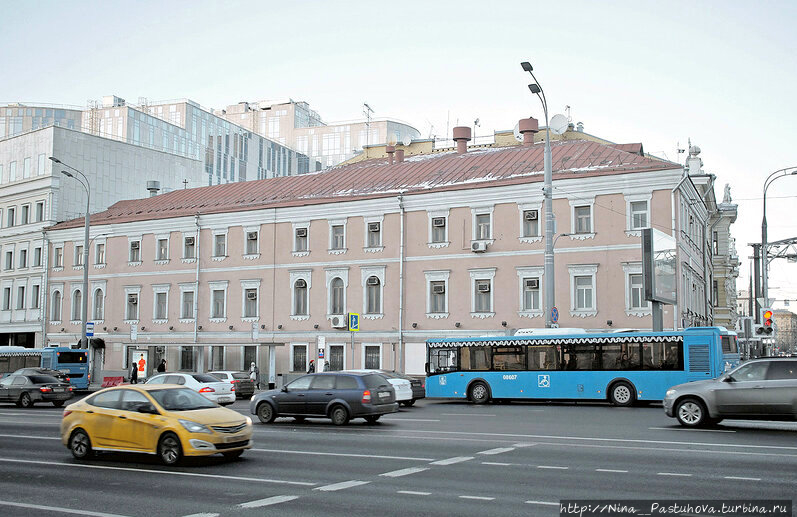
[330,315,347,329]
[432,217,446,227]
[185,237,195,245]
[130,241,140,249]
[477,283,491,293]
[296,228,307,238]
[368,222,380,232]
[127,294,138,304]
[471,241,488,252]
[432,284,446,295]
[246,291,257,300]
[525,278,540,290]
[524,210,539,221]
[247,232,258,241]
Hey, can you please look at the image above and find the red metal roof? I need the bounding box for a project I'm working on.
[50,140,676,230]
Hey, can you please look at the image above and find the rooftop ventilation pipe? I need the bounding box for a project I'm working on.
[146,180,161,197]
[386,145,395,165]
[452,126,471,154]
[518,118,539,146]
[396,149,405,163]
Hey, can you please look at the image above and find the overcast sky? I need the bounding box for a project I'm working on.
[2,0,796,302]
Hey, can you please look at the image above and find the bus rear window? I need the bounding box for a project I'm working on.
[57,352,87,363]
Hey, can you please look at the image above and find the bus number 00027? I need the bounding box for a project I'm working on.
[502,375,517,380]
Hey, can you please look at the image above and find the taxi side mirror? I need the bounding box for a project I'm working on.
[137,403,159,414]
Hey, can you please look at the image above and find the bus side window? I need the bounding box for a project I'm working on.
[41,354,52,369]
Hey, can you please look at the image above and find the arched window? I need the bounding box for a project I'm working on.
[366,276,381,314]
[93,289,104,321]
[71,290,82,321]
[293,279,308,316]
[330,277,344,314]
[51,291,62,321]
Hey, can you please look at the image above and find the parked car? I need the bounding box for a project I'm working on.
[13,367,71,385]
[377,370,425,406]
[664,357,797,427]
[250,372,398,426]
[61,385,252,465]
[208,371,255,399]
[145,373,235,406]
[0,374,74,408]
[345,369,414,406]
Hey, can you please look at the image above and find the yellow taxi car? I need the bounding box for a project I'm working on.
[61,384,252,465]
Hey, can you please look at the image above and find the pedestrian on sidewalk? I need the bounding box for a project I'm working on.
[157,359,167,373]
[130,362,138,384]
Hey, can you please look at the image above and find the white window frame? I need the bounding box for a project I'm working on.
[516,266,544,318]
[73,244,84,269]
[241,279,261,321]
[471,205,495,243]
[624,193,652,235]
[182,232,197,262]
[124,285,142,323]
[50,284,63,323]
[518,202,543,243]
[292,221,310,257]
[128,236,142,265]
[568,264,598,317]
[363,215,384,252]
[53,245,63,270]
[622,262,651,317]
[243,226,260,259]
[16,284,26,310]
[325,267,349,318]
[30,283,41,310]
[328,218,347,255]
[469,268,496,318]
[70,284,83,323]
[290,343,309,373]
[179,282,197,322]
[360,266,386,319]
[94,238,106,268]
[152,284,170,323]
[569,198,596,240]
[92,285,105,323]
[424,270,450,319]
[289,269,312,320]
[211,228,228,261]
[362,343,383,370]
[155,234,170,264]
[427,209,450,249]
[208,280,229,322]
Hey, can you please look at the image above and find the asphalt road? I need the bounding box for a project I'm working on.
[0,396,795,517]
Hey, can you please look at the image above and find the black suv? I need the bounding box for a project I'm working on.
[250,372,398,425]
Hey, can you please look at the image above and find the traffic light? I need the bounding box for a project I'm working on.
[756,308,774,335]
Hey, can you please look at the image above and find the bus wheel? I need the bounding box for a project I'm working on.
[675,398,707,427]
[609,382,634,407]
[469,382,490,404]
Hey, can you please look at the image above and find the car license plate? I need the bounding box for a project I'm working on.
[225,434,243,443]
[378,392,388,398]
[53,388,64,392]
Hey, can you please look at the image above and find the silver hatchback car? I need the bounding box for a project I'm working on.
[664,358,797,427]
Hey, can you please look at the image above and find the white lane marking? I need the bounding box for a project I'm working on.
[380,467,429,478]
[0,420,60,426]
[477,447,515,455]
[725,476,761,481]
[380,418,441,422]
[481,462,513,466]
[0,499,131,517]
[513,443,536,447]
[596,469,629,473]
[657,472,692,477]
[251,448,434,462]
[526,500,560,506]
[441,413,496,417]
[0,458,315,486]
[315,480,370,492]
[182,514,220,517]
[238,496,299,508]
[537,465,568,470]
[649,427,736,433]
[459,496,495,501]
[0,434,60,440]
[398,491,431,496]
[430,456,473,466]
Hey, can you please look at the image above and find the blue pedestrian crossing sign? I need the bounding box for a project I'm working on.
[86,322,94,337]
[348,313,360,332]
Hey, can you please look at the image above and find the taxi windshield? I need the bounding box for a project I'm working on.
[148,388,217,411]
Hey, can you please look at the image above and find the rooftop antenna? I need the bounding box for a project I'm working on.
[182,179,188,189]
[363,103,374,147]
[473,118,480,146]
[565,105,571,122]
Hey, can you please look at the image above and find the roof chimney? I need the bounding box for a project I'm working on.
[146,180,161,197]
[396,149,405,163]
[518,118,539,146]
[386,145,395,165]
[576,121,584,132]
[452,126,471,154]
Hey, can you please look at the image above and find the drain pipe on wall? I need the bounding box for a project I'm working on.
[671,173,691,330]
[193,214,201,344]
[398,193,405,372]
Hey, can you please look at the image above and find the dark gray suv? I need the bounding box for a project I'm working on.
[664,358,797,427]
[250,372,398,426]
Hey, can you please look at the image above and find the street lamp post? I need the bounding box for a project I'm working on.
[49,157,90,351]
[521,61,555,327]
[761,167,797,315]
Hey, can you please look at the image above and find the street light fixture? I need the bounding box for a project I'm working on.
[50,157,91,360]
[761,166,797,316]
[521,60,555,327]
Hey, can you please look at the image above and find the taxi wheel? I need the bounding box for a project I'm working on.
[69,429,93,460]
[19,393,33,408]
[257,402,276,423]
[222,450,244,460]
[158,432,183,466]
[53,401,65,408]
[330,405,349,426]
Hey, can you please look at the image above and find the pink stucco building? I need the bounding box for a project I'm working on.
[44,122,716,383]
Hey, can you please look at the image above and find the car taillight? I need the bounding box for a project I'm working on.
[362,390,371,404]
[231,386,236,391]
[231,379,240,383]
[68,387,73,391]
[40,387,52,393]
[63,410,72,418]
[199,387,215,393]
[65,377,70,382]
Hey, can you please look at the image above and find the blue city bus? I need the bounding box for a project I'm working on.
[0,346,90,389]
[425,327,740,406]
